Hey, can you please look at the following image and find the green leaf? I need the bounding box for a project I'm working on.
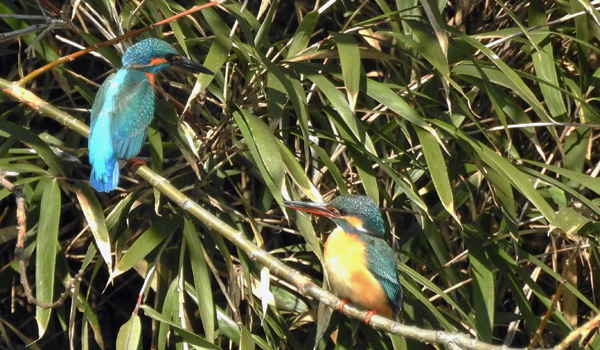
[520,159,600,196]
[240,324,255,350]
[141,306,221,350]
[333,33,361,111]
[415,127,458,223]
[398,263,462,331]
[287,11,319,58]
[278,142,320,201]
[111,216,180,278]
[449,28,553,123]
[528,0,567,118]
[0,163,50,175]
[232,107,285,204]
[74,183,112,274]
[432,120,556,221]
[148,125,163,214]
[0,121,65,176]
[550,207,591,236]
[302,69,377,155]
[463,228,494,342]
[157,279,179,350]
[183,218,215,342]
[116,314,142,350]
[155,1,187,56]
[186,33,232,111]
[364,79,447,153]
[35,178,61,337]
[348,146,378,203]
[267,71,286,120]
[310,143,348,195]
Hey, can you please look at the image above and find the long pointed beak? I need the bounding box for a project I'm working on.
[171,56,213,74]
[283,200,338,218]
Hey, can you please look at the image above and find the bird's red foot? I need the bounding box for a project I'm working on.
[364,310,378,324]
[129,157,147,170]
[338,298,351,312]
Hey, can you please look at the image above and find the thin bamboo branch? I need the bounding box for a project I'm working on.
[0,76,530,350]
[17,1,221,86]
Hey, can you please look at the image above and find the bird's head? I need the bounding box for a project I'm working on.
[122,38,213,75]
[284,194,386,237]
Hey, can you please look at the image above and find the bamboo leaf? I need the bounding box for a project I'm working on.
[142,306,221,350]
[183,218,215,342]
[116,314,142,350]
[432,120,556,221]
[35,178,61,337]
[415,127,458,223]
[528,0,567,118]
[303,69,377,155]
[148,126,163,214]
[74,183,112,274]
[186,33,232,113]
[287,11,319,58]
[233,107,285,203]
[463,227,494,342]
[0,121,65,176]
[111,216,180,278]
[333,33,361,111]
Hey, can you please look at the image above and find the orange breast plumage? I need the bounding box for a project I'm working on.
[323,227,393,318]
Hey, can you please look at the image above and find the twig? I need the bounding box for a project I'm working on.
[17,1,221,86]
[554,312,600,349]
[0,20,70,42]
[0,171,83,309]
[528,249,579,349]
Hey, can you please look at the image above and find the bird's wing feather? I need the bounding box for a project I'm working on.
[90,73,115,130]
[107,70,155,159]
[363,236,403,317]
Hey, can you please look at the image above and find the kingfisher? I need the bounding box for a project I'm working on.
[284,195,402,323]
[88,38,212,192]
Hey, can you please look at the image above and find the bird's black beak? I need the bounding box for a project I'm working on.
[169,55,213,75]
[283,200,339,218]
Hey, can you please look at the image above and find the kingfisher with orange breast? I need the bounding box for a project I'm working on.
[284,195,402,322]
[88,38,212,192]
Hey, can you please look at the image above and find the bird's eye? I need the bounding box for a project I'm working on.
[164,54,176,62]
[338,209,347,216]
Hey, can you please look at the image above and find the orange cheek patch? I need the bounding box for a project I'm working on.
[150,57,168,65]
[345,216,363,228]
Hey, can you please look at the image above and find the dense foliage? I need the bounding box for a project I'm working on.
[1,0,599,349]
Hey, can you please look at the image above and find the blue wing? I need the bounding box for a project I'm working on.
[364,237,403,318]
[106,69,155,159]
[88,69,155,192]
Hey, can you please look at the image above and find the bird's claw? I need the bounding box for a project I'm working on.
[129,157,147,170]
[338,298,351,312]
[364,310,377,324]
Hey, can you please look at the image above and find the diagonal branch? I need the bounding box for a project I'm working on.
[0,76,530,350]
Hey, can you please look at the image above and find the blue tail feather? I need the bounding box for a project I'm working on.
[90,159,119,192]
[89,114,119,192]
